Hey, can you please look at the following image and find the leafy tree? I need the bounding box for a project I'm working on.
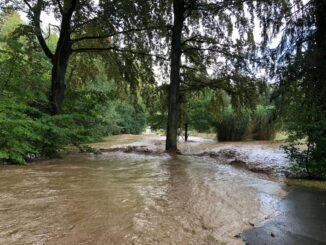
[158,0,289,151]
[0,11,147,163]
[0,9,53,102]
[273,0,326,178]
[115,101,146,134]
[3,0,157,114]
[0,94,96,164]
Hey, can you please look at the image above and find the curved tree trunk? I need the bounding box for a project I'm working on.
[165,0,185,152]
[25,0,77,115]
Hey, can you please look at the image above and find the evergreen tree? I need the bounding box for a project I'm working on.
[159,0,289,151]
[273,0,326,178]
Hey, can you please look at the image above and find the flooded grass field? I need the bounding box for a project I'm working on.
[0,134,325,244]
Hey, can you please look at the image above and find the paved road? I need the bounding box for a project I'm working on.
[241,186,326,245]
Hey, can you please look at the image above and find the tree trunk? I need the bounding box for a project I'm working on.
[48,0,76,114]
[50,48,71,114]
[165,0,185,152]
[27,0,77,115]
[185,123,188,142]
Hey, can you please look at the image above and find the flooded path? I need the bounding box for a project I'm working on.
[241,187,326,245]
[0,134,324,244]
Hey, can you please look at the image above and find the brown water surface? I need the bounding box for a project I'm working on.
[0,135,287,244]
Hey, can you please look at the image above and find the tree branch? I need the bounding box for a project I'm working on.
[72,47,168,60]
[55,0,64,15]
[72,14,103,31]
[182,46,250,60]
[71,26,163,42]
[22,0,33,12]
[23,0,54,60]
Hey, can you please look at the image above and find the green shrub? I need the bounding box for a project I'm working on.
[251,105,276,140]
[282,109,326,179]
[0,98,44,163]
[0,97,97,164]
[147,111,167,131]
[115,101,146,134]
[188,95,215,132]
[216,106,251,141]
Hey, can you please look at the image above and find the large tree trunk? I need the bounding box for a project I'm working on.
[50,48,71,114]
[165,0,185,152]
[48,0,76,114]
[27,0,77,114]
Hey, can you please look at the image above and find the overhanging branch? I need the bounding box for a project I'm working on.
[72,26,165,43]
[72,46,168,61]
[55,0,64,15]
[23,0,54,60]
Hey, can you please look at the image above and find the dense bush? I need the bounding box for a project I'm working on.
[115,101,146,134]
[0,94,147,164]
[251,105,276,140]
[279,85,326,179]
[146,86,168,131]
[216,107,251,141]
[187,94,215,132]
[0,98,43,163]
[0,11,148,164]
[0,97,92,163]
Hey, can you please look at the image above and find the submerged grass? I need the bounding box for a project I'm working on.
[187,131,216,139]
[286,179,326,190]
[207,234,227,245]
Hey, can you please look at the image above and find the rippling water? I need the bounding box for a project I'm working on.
[0,135,288,244]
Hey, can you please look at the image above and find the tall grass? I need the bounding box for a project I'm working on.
[217,107,251,141]
[216,105,276,141]
[251,105,276,140]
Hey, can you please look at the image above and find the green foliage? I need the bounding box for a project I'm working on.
[0,91,146,165]
[64,56,147,136]
[148,86,277,143]
[216,106,251,141]
[115,101,146,134]
[0,11,147,164]
[251,105,276,140]
[0,10,52,102]
[146,85,168,131]
[0,97,43,164]
[272,0,326,179]
[186,92,216,132]
[278,82,326,179]
[0,96,91,164]
[216,104,276,142]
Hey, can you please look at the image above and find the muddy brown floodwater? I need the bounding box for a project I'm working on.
[0,134,303,244]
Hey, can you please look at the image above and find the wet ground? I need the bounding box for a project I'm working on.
[241,187,326,245]
[0,134,325,244]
